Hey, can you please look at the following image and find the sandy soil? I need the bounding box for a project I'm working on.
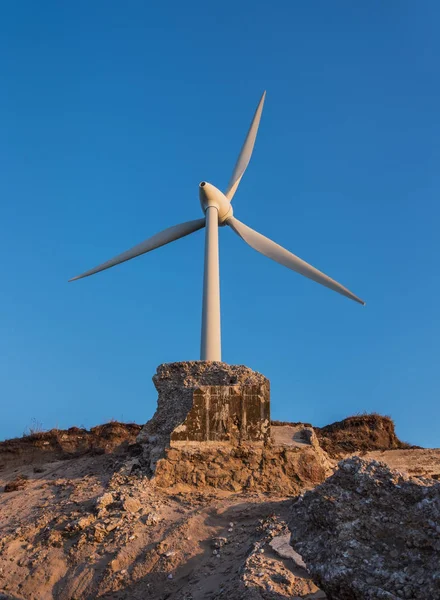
[1,419,438,600]
[0,451,325,599]
[361,448,440,480]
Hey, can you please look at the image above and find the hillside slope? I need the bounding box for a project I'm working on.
[0,415,438,599]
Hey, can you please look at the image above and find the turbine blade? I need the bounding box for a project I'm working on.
[69,218,205,282]
[227,217,365,305]
[225,91,266,201]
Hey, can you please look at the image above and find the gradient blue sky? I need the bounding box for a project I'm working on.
[1,2,438,447]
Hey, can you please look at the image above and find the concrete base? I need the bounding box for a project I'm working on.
[171,384,270,445]
[137,361,270,472]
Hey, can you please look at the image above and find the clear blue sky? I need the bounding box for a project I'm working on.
[0,2,438,447]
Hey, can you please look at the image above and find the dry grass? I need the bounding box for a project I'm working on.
[23,417,45,437]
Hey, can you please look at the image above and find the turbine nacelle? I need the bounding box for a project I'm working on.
[199,181,233,224]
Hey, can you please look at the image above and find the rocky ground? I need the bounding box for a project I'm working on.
[0,450,323,599]
[0,417,439,600]
[289,456,440,599]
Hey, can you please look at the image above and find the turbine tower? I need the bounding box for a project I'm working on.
[69,92,365,361]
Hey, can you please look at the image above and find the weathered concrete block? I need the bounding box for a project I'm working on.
[137,361,270,472]
[171,384,270,445]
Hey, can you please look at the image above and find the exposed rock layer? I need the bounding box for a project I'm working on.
[315,414,413,457]
[0,422,140,469]
[289,456,440,599]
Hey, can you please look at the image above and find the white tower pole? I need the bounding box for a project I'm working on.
[200,206,221,361]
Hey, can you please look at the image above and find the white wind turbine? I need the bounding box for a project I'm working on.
[70,92,365,361]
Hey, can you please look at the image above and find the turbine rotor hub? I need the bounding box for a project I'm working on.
[199,182,233,224]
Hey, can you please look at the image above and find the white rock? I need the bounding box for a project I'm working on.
[269,534,307,569]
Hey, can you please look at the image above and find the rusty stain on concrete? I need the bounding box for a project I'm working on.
[171,384,270,445]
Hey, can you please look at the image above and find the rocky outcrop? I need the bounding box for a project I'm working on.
[315,414,413,458]
[289,457,440,599]
[137,362,270,472]
[0,422,141,469]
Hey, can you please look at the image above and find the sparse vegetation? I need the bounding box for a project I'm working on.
[2,421,142,467]
[23,418,45,437]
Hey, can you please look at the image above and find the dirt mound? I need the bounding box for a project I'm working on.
[0,451,325,600]
[315,413,414,457]
[289,457,440,599]
[0,422,141,469]
[0,410,439,600]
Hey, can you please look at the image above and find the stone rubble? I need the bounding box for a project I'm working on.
[233,515,323,599]
[289,456,440,600]
[270,533,307,569]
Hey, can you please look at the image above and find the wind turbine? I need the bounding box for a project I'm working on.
[69,91,365,361]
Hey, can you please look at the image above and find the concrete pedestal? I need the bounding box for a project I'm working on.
[137,361,270,471]
[136,362,333,492]
[171,384,270,445]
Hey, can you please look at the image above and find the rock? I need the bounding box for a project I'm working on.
[105,519,121,533]
[238,515,322,599]
[289,456,440,599]
[122,497,141,513]
[95,492,115,512]
[269,534,306,569]
[93,526,107,543]
[4,474,28,492]
[65,514,95,532]
[145,512,159,526]
[211,537,228,549]
[46,529,63,547]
